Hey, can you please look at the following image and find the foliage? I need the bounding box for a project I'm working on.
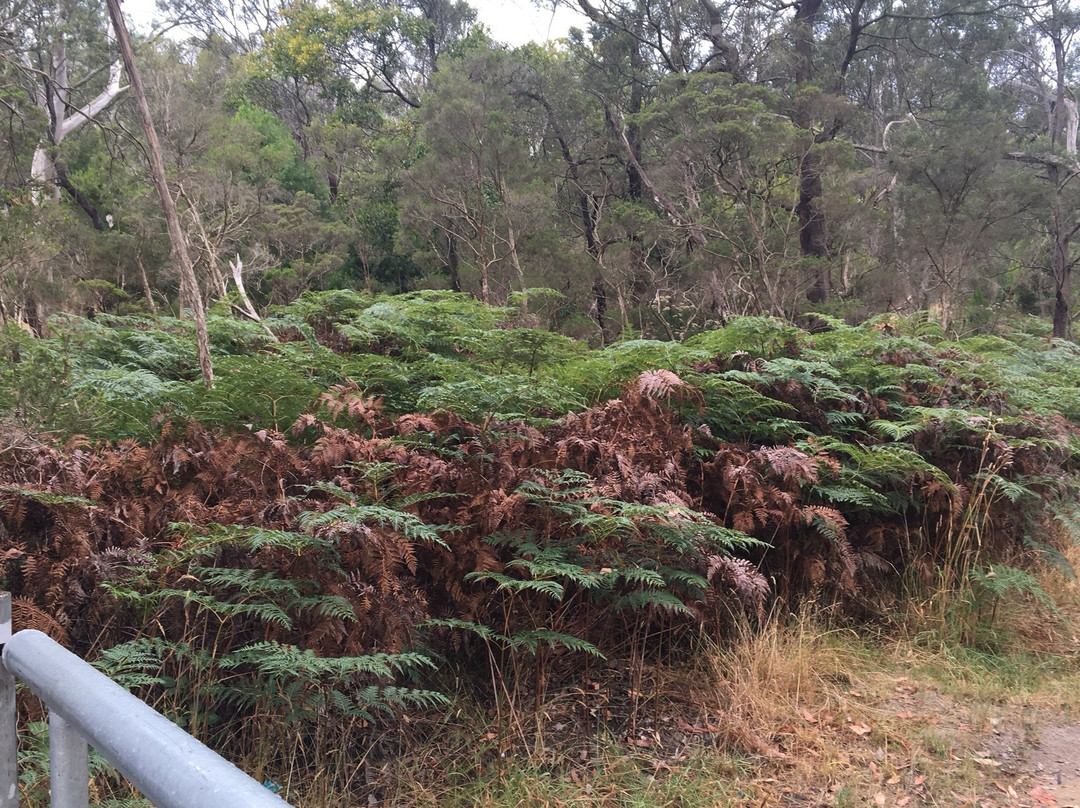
[3,296,1080,801]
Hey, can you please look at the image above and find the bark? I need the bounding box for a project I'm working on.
[229,255,260,322]
[1049,164,1074,337]
[229,255,278,341]
[1066,98,1079,155]
[52,160,104,230]
[699,0,741,78]
[592,275,608,342]
[446,230,462,292]
[136,251,157,315]
[516,88,608,340]
[31,19,127,202]
[626,38,647,202]
[793,0,831,303]
[106,0,214,386]
[798,151,830,303]
[503,204,528,311]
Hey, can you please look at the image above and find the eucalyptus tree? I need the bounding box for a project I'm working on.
[547,0,835,303]
[1,0,127,221]
[400,45,547,304]
[260,0,477,112]
[506,44,630,338]
[252,0,476,203]
[107,0,213,386]
[541,0,1031,315]
[994,0,1080,336]
[0,0,133,330]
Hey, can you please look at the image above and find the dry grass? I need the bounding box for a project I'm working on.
[369,555,1080,808]
[171,545,1080,808]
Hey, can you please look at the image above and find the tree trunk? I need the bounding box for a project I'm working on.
[136,251,157,314]
[53,160,105,230]
[31,20,126,204]
[1049,164,1072,338]
[106,0,214,387]
[793,0,831,303]
[446,230,462,292]
[798,152,830,302]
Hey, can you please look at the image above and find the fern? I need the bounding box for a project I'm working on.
[465,570,567,599]
[968,563,1059,616]
[614,588,696,616]
[417,374,583,425]
[169,523,337,558]
[867,419,924,441]
[503,629,603,657]
[300,485,450,549]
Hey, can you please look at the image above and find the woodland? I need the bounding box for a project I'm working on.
[5,0,1080,806]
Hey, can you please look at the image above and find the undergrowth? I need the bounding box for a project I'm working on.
[2,297,1080,805]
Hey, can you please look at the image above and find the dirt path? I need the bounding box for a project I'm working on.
[822,681,1080,808]
[1003,722,1080,808]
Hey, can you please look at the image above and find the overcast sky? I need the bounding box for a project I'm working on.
[121,0,586,47]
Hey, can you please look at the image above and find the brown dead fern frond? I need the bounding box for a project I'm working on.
[755,446,819,486]
[635,369,702,406]
[707,555,770,618]
[12,597,68,644]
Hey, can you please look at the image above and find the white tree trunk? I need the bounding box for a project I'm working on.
[31,19,127,202]
[1065,97,1078,155]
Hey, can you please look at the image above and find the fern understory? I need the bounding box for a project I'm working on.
[2,294,1080,806]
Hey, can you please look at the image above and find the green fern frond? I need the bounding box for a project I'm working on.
[614,589,695,616]
[968,564,1059,614]
[421,617,500,642]
[867,419,924,441]
[464,570,566,600]
[505,630,604,658]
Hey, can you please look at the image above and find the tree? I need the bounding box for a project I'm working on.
[1,0,127,223]
[106,0,213,386]
[401,46,540,304]
[1000,0,1080,337]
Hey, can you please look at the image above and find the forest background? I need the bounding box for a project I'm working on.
[7,0,1080,339]
[8,1,1080,807]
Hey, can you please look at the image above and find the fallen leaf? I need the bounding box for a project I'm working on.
[875,792,886,807]
[888,775,902,785]
[801,710,818,724]
[896,797,910,807]
[1030,785,1057,806]
[896,711,916,719]
[972,757,1000,767]
[850,723,873,736]
[676,718,723,734]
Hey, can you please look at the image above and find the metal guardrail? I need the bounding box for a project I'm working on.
[0,592,295,808]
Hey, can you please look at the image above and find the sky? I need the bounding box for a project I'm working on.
[120,0,587,48]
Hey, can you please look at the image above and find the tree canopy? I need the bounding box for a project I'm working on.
[2,0,1080,337]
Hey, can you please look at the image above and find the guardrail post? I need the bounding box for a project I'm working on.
[0,592,17,808]
[48,712,87,808]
